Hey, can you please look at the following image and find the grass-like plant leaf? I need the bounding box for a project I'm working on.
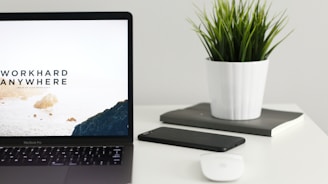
[188,0,292,62]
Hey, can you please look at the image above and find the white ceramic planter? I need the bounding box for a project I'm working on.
[206,59,269,120]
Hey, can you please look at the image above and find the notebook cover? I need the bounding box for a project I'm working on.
[160,103,304,137]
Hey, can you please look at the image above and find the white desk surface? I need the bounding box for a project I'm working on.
[132,104,328,184]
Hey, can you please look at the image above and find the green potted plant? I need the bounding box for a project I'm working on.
[189,0,292,120]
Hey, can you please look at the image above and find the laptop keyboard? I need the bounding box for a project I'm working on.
[0,146,123,166]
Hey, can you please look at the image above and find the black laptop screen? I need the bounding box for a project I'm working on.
[0,13,132,138]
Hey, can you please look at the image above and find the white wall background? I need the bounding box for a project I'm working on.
[1,0,327,135]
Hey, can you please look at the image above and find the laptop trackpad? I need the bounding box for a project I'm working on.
[0,166,69,184]
[65,166,129,184]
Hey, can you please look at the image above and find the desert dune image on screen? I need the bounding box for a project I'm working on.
[0,20,129,136]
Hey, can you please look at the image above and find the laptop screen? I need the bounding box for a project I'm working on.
[0,13,133,140]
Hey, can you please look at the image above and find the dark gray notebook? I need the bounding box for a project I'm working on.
[160,103,304,137]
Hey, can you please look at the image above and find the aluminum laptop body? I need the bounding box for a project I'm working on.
[0,12,133,184]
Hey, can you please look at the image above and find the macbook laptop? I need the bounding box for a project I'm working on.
[0,12,133,184]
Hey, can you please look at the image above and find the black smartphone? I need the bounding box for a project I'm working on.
[138,127,245,152]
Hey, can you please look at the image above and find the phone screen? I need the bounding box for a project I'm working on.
[138,127,245,152]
